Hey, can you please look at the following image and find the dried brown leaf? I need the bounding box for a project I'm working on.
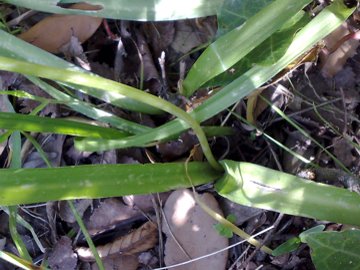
[48,236,77,270]
[91,255,138,270]
[86,198,140,235]
[18,3,102,53]
[77,221,158,262]
[321,23,359,77]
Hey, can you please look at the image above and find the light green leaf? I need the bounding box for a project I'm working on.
[3,0,223,21]
[214,214,237,238]
[272,225,325,256]
[0,162,221,206]
[272,237,301,256]
[215,160,360,226]
[182,0,312,96]
[301,230,360,270]
[207,10,310,87]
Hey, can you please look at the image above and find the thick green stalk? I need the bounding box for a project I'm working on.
[0,162,222,206]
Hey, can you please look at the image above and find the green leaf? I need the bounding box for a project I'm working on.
[182,0,312,96]
[272,237,301,256]
[217,0,273,36]
[207,10,310,87]
[215,160,360,226]
[272,225,325,256]
[301,230,360,270]
[0,112,127,139]
[3,0,223,21]
[0,162,221,206]
[299,225,325,239]
[214,214,237,238]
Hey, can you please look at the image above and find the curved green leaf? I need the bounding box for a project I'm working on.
[215,160,360,226]
[182,0,312,96]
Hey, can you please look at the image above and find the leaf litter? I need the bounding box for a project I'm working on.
[0,1,360,270]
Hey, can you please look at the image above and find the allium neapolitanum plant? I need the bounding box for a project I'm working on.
[0,0,359,269]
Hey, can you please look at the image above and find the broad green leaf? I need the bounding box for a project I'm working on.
[0,162,221,206]
[75,0,355,151]
[182,0,312,96]
[207,10,310,87]
[0,29,162,114]
[3,0,223,21]
[217,0,273,36]
[0,112,127,139]
[215,160,360,226]
[301,230,360,270]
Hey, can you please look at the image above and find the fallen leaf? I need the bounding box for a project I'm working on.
[18,3,102,53]
[48,236,77,270]
[58,199,92,224]
[162,189,228,270]
[86,198,140,235]
[91,255,138,270]
[77,221,158,261]
[320,23,359,77]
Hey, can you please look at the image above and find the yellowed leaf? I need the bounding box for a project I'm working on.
[18,3,102,53]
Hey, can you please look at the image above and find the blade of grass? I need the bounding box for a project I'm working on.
[6,93,32,262]
[0,112,127,139]
[68,201,105,270]
[260,95,352,174]
[0,250,47,270]
[26,76,151,134]
[75,0,355,151]
[230,111,316,167]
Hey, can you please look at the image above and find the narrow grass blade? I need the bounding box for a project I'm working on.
[0,250,48,270]
[215,160,360,226]
[27,76,151,134]
[68,201,105,270]
[0,162,222,206]
[0,112,127,139]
